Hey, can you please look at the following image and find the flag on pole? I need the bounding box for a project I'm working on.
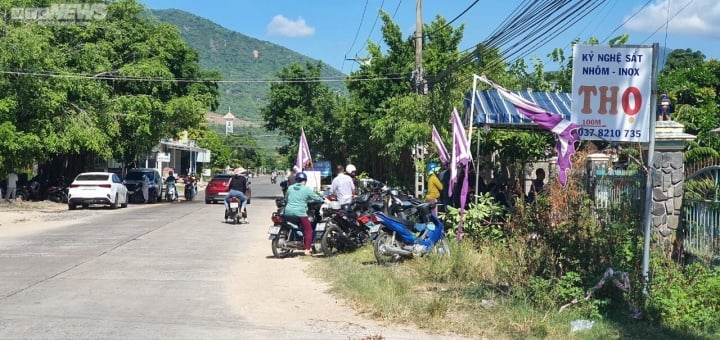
[475,75,580,186]
[296,128,313,171]
[431,125,450,165]
[448,108,472,240]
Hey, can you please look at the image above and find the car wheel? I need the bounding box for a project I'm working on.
[205,199,211,204]
[68,204,76,210]
[111,194,119,209]
[121,193,128,208]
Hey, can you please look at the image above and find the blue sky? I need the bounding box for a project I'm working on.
[140,0,720,74]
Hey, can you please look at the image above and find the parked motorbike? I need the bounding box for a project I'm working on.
[165,182,178,202]
[268,199,326,258]
[319,193,382,257]
[372,202,451,265]
[47,186,69,203]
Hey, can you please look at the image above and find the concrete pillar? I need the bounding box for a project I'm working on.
[644,121,696,246]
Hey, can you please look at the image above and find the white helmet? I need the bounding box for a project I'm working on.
[345,164,357,173]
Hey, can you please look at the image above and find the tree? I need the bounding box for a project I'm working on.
[663,48,706,72]
[0,0,219,176]
[261,62,346,166]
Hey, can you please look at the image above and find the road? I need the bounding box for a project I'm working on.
[0,176,452,339]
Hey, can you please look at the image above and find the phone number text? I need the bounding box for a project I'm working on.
[578,128,642,139]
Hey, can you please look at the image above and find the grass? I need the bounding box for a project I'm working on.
[309,241,714,339]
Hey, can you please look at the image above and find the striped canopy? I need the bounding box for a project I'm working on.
[464,89,573,126]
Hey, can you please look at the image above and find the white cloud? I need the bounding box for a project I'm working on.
[266,15,315,38]
[623,0,720,38]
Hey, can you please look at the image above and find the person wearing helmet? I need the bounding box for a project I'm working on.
[330,164,355,207]
[284,172,324,256]
[345,164,362,194]
[425,162,443,215]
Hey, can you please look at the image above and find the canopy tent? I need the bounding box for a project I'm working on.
[463,89,573,127]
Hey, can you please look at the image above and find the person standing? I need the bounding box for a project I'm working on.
[526,168,546,203]
[141,174,150,203]
[6,171,18,203]
[425,163,443,215]
[284,172,324,256]
[330,165,355,209]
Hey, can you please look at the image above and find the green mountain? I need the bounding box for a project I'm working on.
[149,8,346,130]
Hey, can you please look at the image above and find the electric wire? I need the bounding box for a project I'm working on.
[423,0,480,39]
[354,0,385,59]
[0,69,405,83]
[640,0,694,45]
[601,0,653,44]
[662,0,672,64]
[341,0,369,74]
[391,0,402,19]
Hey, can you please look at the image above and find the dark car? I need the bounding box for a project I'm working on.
[123,168,162,203]
[205,174,233,204]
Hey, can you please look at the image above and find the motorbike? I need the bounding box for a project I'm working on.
[372,202,451,265]
[319,193,383,257]
[270,175,277,184]
[184,181,197,201]
[225,196,243,224]
[165,181,178,202]
[47,186,69,203]
[268,198,326,258]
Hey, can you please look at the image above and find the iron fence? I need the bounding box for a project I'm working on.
[683,199,720,260]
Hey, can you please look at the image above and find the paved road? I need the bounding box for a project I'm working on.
[0,176,449,339]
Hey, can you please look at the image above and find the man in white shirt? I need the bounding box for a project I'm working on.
[330,164,355,207]
[6,171,18,202]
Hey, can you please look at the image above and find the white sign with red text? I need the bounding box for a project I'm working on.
[571,45,653,143]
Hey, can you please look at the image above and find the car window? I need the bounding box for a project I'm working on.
[76,174,110,181]
[125,172,147,181]
[112,174,121,183]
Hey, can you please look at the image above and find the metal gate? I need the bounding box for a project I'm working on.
[682,161,720,260]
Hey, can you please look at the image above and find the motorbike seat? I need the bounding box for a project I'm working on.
[280,214,302,227]
[380,214,416,229]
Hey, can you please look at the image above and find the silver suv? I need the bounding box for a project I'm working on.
[123,168,162,203]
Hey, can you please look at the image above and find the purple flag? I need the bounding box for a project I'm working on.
[431,125,450,165]
[448,108,472,240]
[296,128,313,170]
[476,75,580,186]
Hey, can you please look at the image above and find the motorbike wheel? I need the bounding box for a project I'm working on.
[373,231,403,265]
[271,229,292,258]
[320,223,343,257]
[431,237,451,257]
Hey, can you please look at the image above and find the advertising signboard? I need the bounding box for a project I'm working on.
[571,45,654,143]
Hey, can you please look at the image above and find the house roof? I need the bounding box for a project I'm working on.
[463,89,573,127]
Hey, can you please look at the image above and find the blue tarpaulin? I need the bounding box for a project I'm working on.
[463,89,573,127]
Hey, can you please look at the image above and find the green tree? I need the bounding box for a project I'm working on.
[663,48,706,72]
[0,0,219,175]
[261,62,346,166]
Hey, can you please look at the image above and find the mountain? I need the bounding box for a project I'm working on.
[149,9,346,128]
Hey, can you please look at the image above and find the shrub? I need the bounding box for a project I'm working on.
[441,192,508,243]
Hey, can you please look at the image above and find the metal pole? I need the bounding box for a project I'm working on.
[641,42,660,296]
[414,0,424,94]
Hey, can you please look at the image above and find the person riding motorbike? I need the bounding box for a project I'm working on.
[284,172,324,256]
[185,173,197,200]
[224,168,248,223]
[166,171,177,200]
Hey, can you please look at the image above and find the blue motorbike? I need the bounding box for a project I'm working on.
[371,202,450,265]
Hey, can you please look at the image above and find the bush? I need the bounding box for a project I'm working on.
[646,255,720,333]
[441,192,508,243]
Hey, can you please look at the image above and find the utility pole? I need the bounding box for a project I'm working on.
[413,0,426,199]
[414,0,425,95]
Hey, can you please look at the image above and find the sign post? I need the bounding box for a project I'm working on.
[571,43,659,295]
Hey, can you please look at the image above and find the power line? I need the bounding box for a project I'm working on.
[601,0,653,44]
[640,0,694,45]
[423,0,480,39]
[0,69,405,83]
[354,0,385,58]
[341,0,370,74]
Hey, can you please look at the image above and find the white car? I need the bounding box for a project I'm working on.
[67,172,128,210]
